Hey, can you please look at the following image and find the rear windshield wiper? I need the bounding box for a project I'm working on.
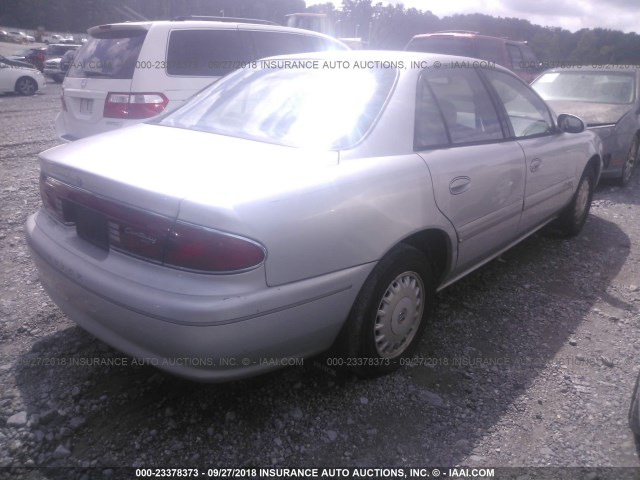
[82,71,115,78]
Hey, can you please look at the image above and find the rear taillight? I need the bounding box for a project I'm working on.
[165,222,266,273]
[39,174,265,273]
[104,92,168,119]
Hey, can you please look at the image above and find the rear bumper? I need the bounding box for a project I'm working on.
[55,110,137,143]
[25,211,372,381]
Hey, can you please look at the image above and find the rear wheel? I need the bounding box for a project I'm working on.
[15,77,37,96]
[620,136,639,186]
[551,165,595,237]
[339,244,434,377]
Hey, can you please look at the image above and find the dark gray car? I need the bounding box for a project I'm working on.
[532,66,640,186]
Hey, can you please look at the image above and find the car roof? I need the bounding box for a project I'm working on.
[87,20,340,39]
[541,66,640,74]
[411,31,528,45]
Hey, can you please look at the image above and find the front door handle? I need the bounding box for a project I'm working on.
[530,158,542,173]
[449,176,471,195]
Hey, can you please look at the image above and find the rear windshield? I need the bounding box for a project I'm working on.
[67,30,146,80]
[533,71,636,104]
[406,37,474,56]
[159,64,397,150]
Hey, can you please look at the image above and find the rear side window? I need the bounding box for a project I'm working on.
[476,38,505,65]
[414,76,449,150]
[420,68,504,146]
[67,30,146,79]
[166,30,252,76]
[507,45,524,72]
[251,31,345,59]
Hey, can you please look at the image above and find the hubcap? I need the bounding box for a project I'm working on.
[574,176,590,222]
[374,271,425,358]
[18,79,35,95]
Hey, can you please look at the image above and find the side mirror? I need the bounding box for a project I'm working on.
[557,113,585,134]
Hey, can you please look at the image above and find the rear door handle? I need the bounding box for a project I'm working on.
[449,176,471,195]
[530,158,542,173]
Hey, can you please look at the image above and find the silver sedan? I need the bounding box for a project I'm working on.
[26,51,602,381]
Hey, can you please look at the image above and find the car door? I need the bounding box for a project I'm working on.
[483,69,577,233]
[0,60,11,91]
[415,67,527,275]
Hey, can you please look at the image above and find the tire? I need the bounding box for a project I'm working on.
[15,77,38,96]
[53,75,63,84]
[551,165,595,238]
[629,371,640,436]
[620,136,639,187]
[339,244,434,377]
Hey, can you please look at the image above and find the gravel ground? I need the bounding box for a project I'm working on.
[1,74,640,480]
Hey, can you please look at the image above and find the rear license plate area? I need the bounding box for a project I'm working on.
[73,203,109,250]
[79,98,93,114]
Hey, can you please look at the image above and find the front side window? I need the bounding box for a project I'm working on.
[417,67,504,147]
[485,69,553,138]
[160,65,397,150]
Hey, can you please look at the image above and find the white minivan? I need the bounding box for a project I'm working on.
[56,18,348,142]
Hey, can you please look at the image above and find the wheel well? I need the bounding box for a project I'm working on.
[587,154,601,179]
[15,76,34,85]
[400,229,451,286]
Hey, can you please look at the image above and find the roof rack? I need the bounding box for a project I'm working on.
[172,15,278,26]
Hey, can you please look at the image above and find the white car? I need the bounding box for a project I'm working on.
[56,18,348,142]
[0,56,46,95]
[8,31,29,44]
[42,34,64,44]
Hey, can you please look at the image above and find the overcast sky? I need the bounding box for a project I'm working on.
[311,0,639,33]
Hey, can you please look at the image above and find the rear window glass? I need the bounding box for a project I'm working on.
[406,37,474,57]
[67,30,146,80]
[159,65,397,150]
[166,30,252,77]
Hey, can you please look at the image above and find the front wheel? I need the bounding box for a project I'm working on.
[629,370,640,436]
[620,136,639,187]
[15,77,38,96]
[339,244,434,378]
[551,165,595,238]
